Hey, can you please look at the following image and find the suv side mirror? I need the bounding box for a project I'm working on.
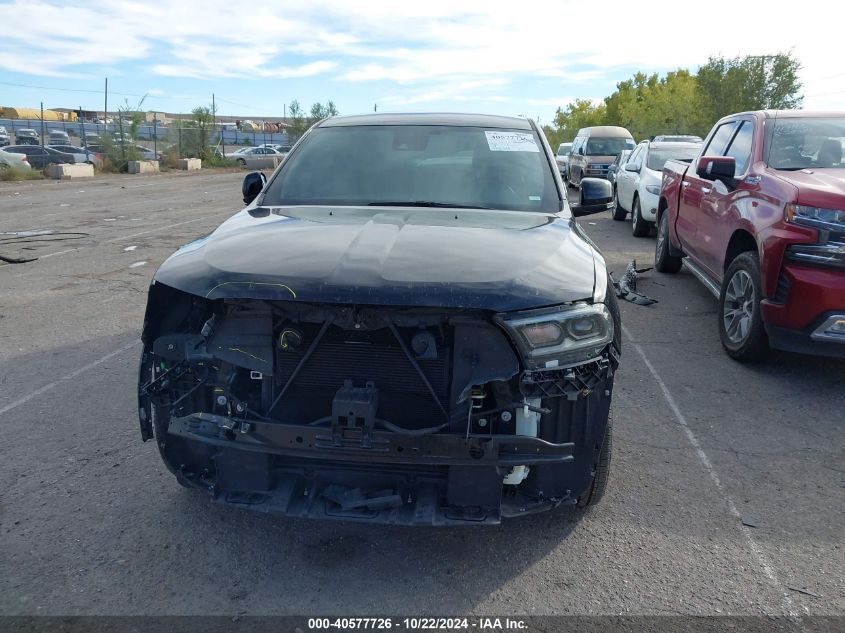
[242,171,267,205]
[696,156,735,181]
[572,177,613,217]
[624,162,638,172]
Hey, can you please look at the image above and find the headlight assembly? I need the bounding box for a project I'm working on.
[784,203,845,229]
[497,303,614,370]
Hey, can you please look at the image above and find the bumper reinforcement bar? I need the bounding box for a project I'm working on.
[168,413,574,466]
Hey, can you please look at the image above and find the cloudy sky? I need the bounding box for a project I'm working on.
[0,0,842,123]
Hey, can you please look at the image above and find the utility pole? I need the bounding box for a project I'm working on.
[40,102,45,146]
[374,103,377,112]
[212,93,217,154]
[104,77,108,123]
[79,105,87,149]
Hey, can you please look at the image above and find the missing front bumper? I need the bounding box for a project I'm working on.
[168,413,575,525]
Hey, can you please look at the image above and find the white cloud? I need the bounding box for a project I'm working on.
[0,0,842,111]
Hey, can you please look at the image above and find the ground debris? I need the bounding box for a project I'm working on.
[613,259,658,305]
[787,586,822,598]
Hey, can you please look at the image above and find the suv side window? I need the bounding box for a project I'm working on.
[627,144,645,170]
[703,121,739,157]
[724,120,753,175]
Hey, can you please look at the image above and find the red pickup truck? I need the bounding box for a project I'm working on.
[655,110,845,361]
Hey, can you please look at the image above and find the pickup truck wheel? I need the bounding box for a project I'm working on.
[719,252,769,361]
[654,212,683,273]
[631,197,650,237]
[612,188,627,220]
[576,412,612,508]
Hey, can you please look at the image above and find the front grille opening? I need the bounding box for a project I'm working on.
[272,323,451,427]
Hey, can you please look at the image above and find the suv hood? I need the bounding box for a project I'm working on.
[153,206,599,311]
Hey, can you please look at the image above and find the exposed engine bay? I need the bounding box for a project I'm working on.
[138,282,617,524]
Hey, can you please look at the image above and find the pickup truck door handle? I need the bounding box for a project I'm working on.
[681,181,690,187]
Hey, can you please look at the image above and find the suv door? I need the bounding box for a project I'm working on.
[616,143,644,211]
[697,119,755,278]
[676,121,739,269]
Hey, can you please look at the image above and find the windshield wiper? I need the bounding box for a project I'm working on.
[367,201,493,209]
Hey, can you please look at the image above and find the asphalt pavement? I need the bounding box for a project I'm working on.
[0,172,842,618]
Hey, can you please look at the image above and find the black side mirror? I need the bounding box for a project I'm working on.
[572,177,613,217]
[696,156,735,181]
[578,147,585,155]
[242,171,267,205]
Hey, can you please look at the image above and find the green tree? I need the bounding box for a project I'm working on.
[697,52,802,122]
[552,98,607,142]
[170,105,217,160]
[287,100,306,141]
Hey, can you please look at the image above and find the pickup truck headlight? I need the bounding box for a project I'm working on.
[785,203,845,229]
[784,204,845,269]
[497,303,614,369]
[645,185,661,195]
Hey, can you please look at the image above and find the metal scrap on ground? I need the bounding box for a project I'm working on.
[613,259,659,306]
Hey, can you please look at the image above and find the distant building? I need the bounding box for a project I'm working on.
[1,107,78,121]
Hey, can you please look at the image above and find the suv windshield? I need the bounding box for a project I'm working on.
[646,146,701,171]
[586,137,634,156]
[265,125,559,212]
[765,117,845,170]
[557,143,572,155]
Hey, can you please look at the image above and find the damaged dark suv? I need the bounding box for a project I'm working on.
[138,113,620,525]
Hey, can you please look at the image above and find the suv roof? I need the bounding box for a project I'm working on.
[319,112,532,129]
[647,141,702,150]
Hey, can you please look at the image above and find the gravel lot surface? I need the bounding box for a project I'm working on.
[1,172,842,618]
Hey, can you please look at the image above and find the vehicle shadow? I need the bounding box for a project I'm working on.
[162,487,587,614]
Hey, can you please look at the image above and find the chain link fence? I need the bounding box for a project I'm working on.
[1,112,291,174]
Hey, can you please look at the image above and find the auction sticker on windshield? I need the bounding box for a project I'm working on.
[485,131,540,152]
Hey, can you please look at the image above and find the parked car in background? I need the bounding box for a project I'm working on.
[615,140,701,235]
[3,145,75,169]
[555,142,572,179]
[656,110,845,361]
[132,144,162,161]
[48,144,103,168]
[48,130,70,145]
[231,146,286,168]
[82,132,100,146]
[0,126,10,147]
[652,134,703,143]
[258,143,293,153]
[15,129,40,145]
[0,148,32,172]
[137,112,619,524]
[568,126,635,186]
[607,149,632,214]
